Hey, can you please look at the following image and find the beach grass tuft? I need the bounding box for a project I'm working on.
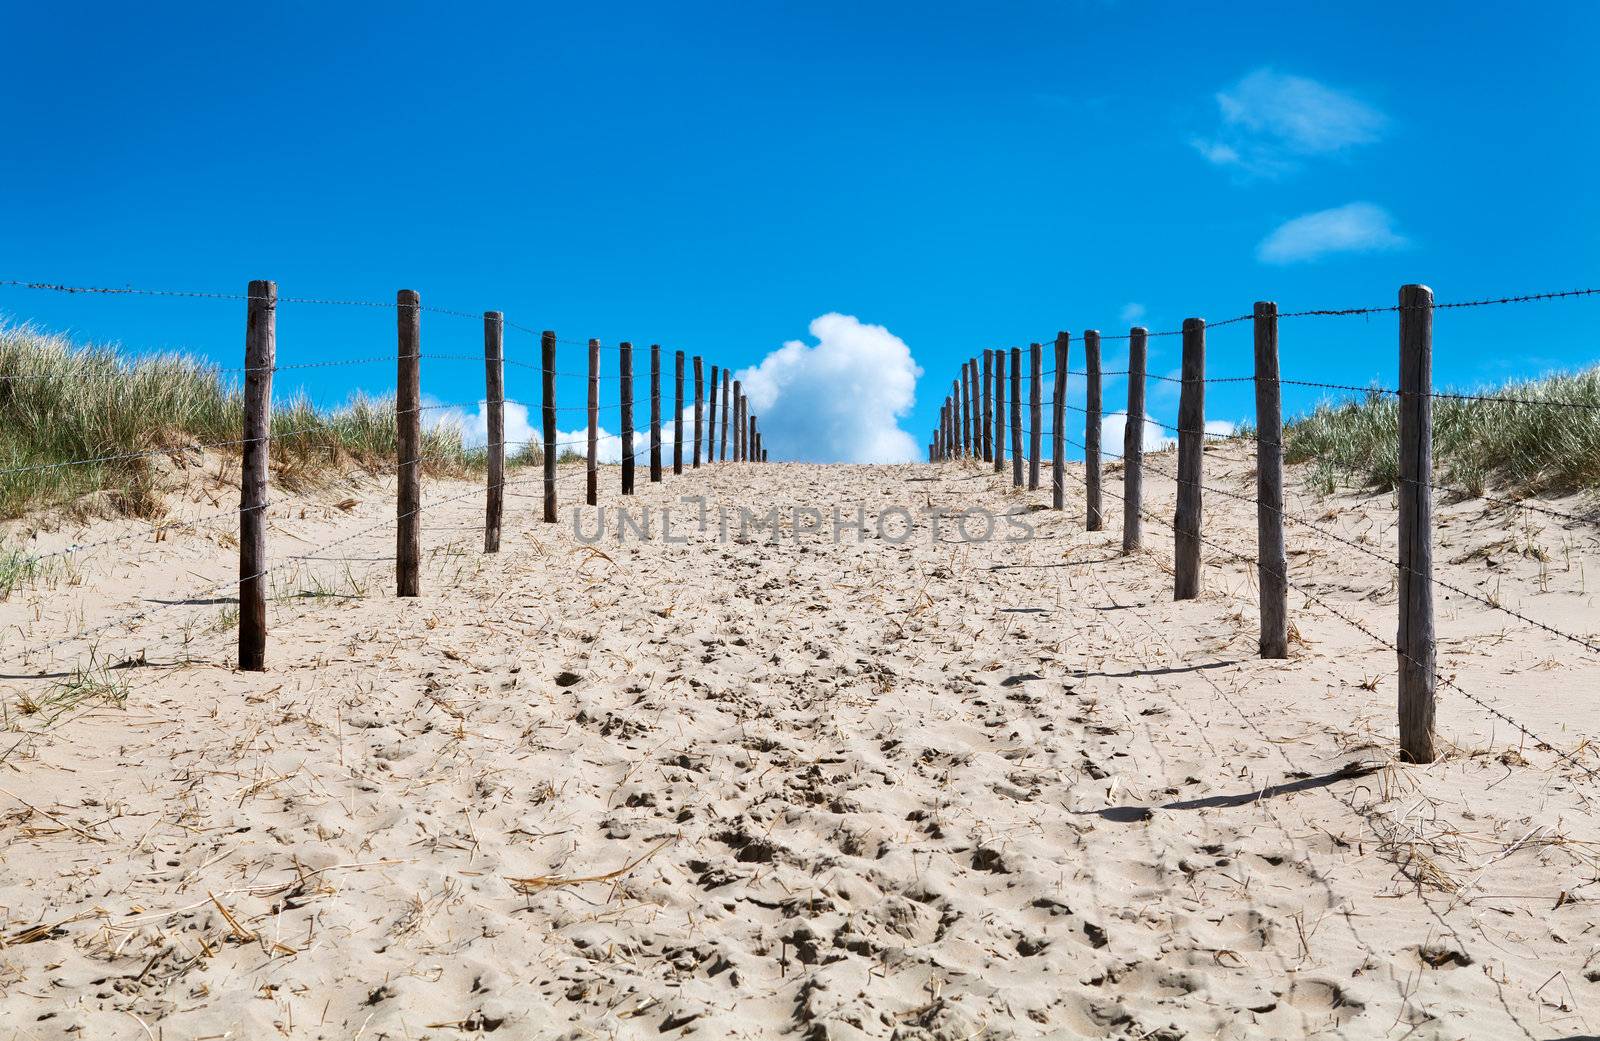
[1285,368,1600,498]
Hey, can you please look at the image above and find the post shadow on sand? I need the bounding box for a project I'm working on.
[1089,762,1382,823]
[1071,657,1247,680]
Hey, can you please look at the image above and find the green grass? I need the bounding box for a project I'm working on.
[0,547,50,598]
[1285,367,1600,498]
[0,321,526,521]
[12,655,129,724]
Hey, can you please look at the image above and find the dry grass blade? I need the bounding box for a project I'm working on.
[506,835,675,895]
[0,784,106,842]
[208,891,257,942]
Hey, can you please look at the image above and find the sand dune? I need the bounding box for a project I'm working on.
[2,445,1597,1039]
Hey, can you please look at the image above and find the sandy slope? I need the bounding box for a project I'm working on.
[1,446,1598,1040]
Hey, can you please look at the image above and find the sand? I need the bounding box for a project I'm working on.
[1,444,1598,1040]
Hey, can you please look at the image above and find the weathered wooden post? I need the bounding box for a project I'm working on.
[586,338,600,506]
[1398,284,1437,764]
[1009,347,1023,487]
[1122,327,1147,554]
[1173,319,1205,598]
[693,356,704,468]
[397,290,423,595]
[1028,342,1042,490]
[982,350,994,463]
[650,344,663,482]
[1254,302,1288,659]
[1051,331,1068,511]
[239,279,275,670]
[971,359,982,456]
[483,312,505,551]
[962,365,973,456]
[748,414,757,465]
[1085,329,1103,531]
[542,329,557,523]
[708,364,719,463]
[994,349,1006,473]
[720,370,731,461]
[732,382,743,461]
[621,342,635,494]
[959,363,969,456]
[674,349,685,475]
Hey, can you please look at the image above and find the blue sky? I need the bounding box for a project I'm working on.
[3,1,1597,461]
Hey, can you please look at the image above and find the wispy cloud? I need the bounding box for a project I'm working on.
[1119,303,1146,325]
[737,314,923,463]
[1257,202,1408,265]
[1193,69,1385,178]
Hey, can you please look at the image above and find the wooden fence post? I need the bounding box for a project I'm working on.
[674,349,685,475]
[994,349,1006,473]
[650,345,662,482]
[748,413,756,464]
[542,330,557,523]
[586,338,600,506]
[953,370,966,460]
[953,380,963,458]
[397,290,422,596]
[1009,347,1023,487]
[953,364,966,454]
[483,312,505,552]
[1173,318,1205,599]
[982,350,993,463]
[1085,329,1103,531]
[239,279,275,670]
[1028,342,1042,490]
[621,342,635,494]
[1051,331,1068,511]
[1122,327,1147,554]
[1398,283,1437,764]
[720,370,731,461]
[693,356,704,468]
[1254,302,1288,658]
[708,364,719,464]
[732,382,743,461]
[971,359,981,456]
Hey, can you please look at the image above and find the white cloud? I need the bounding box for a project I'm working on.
[1102,413,1174,455]
[1194,68,1385,177]
[1101,416,1238,457]
[1119,303,1147,325]
[429,398,626,462]
[736,314,923,463]
[1257,202,1407,264]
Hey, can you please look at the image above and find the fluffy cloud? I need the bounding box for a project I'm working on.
[1193,68,1385,178]
[1101,416,1238,458]
[1257,202,1408,264]
[1102,413,1173,455]
[736,314,923,463]
[429,398,626,463]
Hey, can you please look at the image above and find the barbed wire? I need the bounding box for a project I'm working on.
[1043,437,1598,778]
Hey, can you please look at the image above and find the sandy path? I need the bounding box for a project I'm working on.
[1,448,1598,1040]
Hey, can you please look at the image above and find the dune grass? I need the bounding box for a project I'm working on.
[0,322,511,521]
[1284,367,1600,498]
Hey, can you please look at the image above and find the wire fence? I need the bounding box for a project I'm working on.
[931,281,1600,773]
[0,275,768,681]
[5,273,1600,774]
